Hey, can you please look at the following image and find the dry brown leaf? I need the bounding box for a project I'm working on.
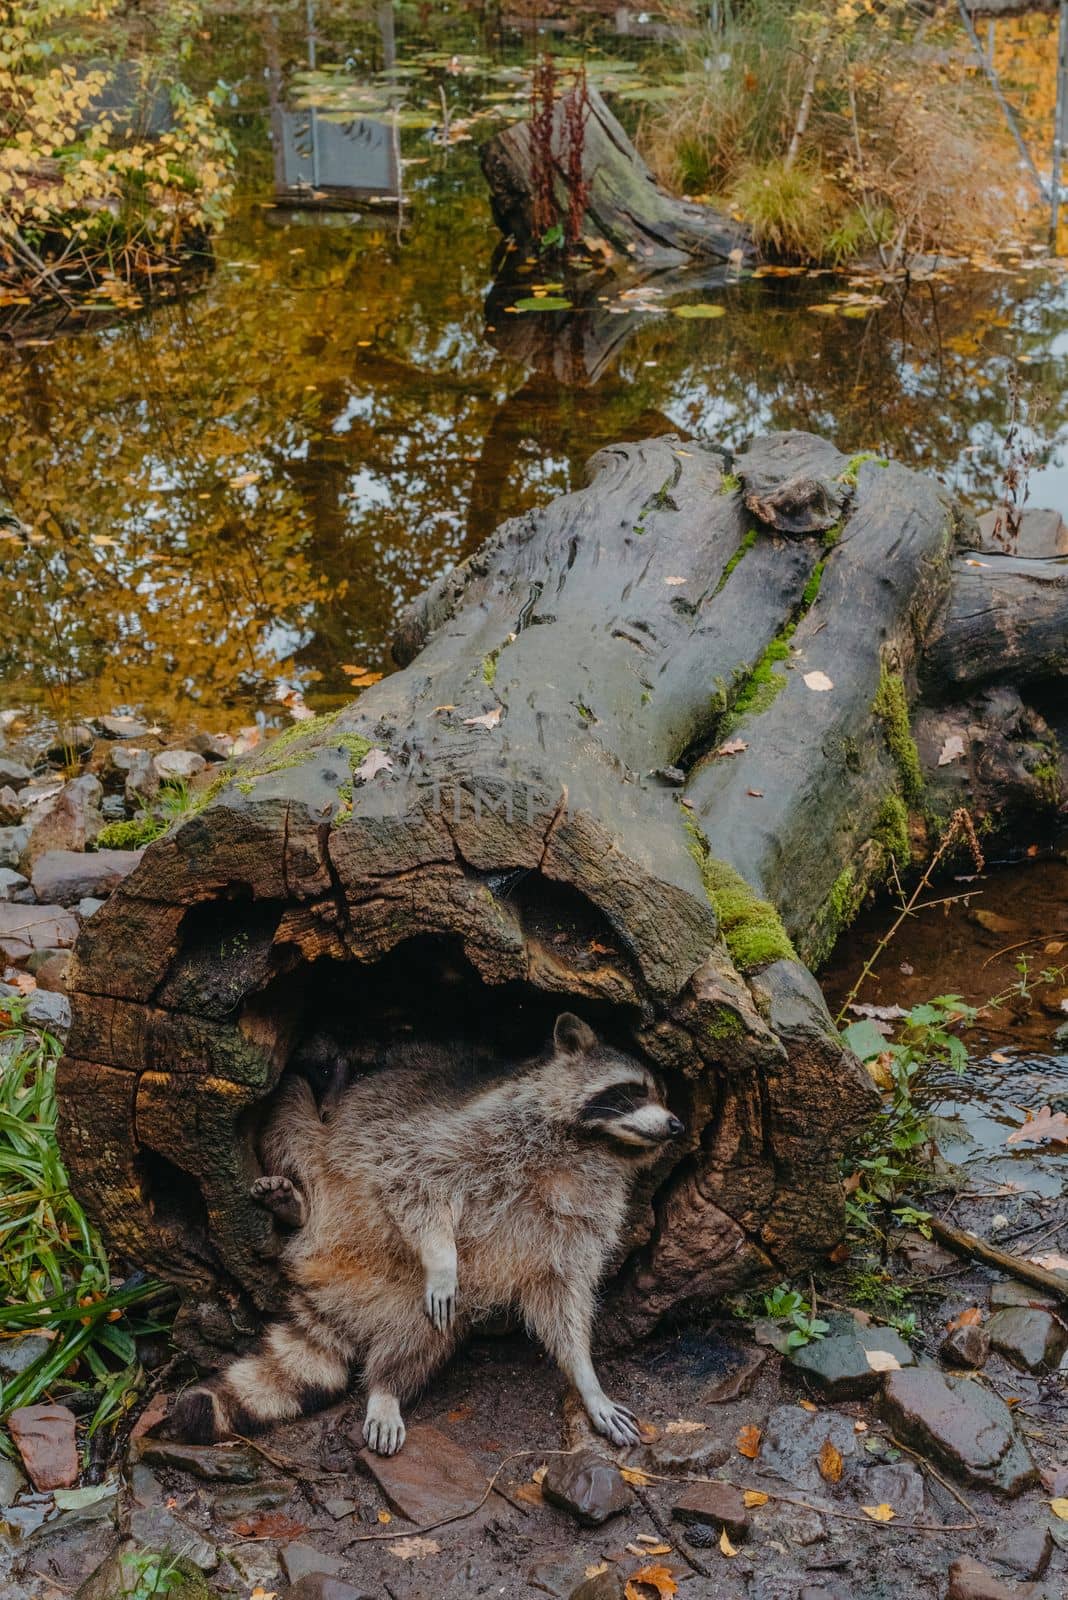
[625,1565,678,1600]
[817,1440,843,1483]
[1044,940,1065,955]
[585,1562,609,1579]
[947,1307,983,1331]
[231,1512,307,1540]
[389,1536,441,1558]
[1006,1106,1068,1146]
[512,1482,544,1506]
[861,1504,896,1522]
[249,1589,277,1600]
[621,1465,654,1487]
[719,1529,738,1557]
[354,748,394,782]
[798,1399,818,1412]
[743,1489,769,1507]
[716,738,748,757]
[735,1424,762,1458]
[663,1419,706,1436]
[532,1463,548,1485]
[864,1349,902,1373]
[1029,1253,1068,1273]
[938,734,966,766]
[463,707,502,730]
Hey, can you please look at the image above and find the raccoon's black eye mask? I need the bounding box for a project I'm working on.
[579,1081,649,1121]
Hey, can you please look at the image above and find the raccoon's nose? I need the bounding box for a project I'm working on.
[667,1115,684,1137]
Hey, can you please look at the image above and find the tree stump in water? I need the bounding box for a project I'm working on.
[57,432,1066,1348]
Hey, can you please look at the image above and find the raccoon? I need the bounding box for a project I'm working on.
[166,1012,683,1456]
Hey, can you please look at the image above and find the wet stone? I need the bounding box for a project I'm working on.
[31,846,143,906]
[0,756,31,790]
[155,749,207,781]
[20,775,103,870]
[136,1438,263,1481]
[989,1282,1057,1312]
[641,1423,731,1474]
[0,1333,52,1377]
[96,715,151,740]
[0,1455,27,1502]
[281,1543,349,1584]
[986,1307,1068,1375]
[569,1571,625,1600]
[759,1405,858,1493]
[0,825,29,870]
[100,793,127,820]
[130,1505,219,1571]
[989,1523,1054,1580]
[702,1343,767,1403]
[881,1368,1037,1496]
[864,1461,925,1518]
[785,1315,915,1399]
[941,1323,992,1370]
[0,901,79,962]
[8,1403,79,1490]
[0,786,23,825]
[671,1478,750,1538]
[947,1556,1036,1600]
[0,982,71,1033]
[0,866,28,900]
[285,1579,376,1600]
[355,1423,486,1524]
[76,896,106,921]
[43,723,96,762]
[541,1447,632,1526]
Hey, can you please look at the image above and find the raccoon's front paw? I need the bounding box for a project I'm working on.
[424,1270,457,1333]
[363,1392,406,1456]
[586,1393,642,1450]
[250,1175,307,1229]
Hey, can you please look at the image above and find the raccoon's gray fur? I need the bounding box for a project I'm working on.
[165,1013,683,1456]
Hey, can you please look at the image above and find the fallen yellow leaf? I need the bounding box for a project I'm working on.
[719,1529,738,1557]
[377,1510,392,1524]
[735,1424,762,1459]
[621,1465,654,1486]
[625,1564,678,1600]
[1049,1497,1068,1520]
[743,1489,769,1507]
[585,1561,609,1579]
[861,1503,896,1522]
[798,1399,818,1413]
[817,1440,843,1483]
[532,1463,548,1485]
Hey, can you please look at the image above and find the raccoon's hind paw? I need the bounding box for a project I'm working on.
[164,1386,229,1444]
[250,1174,307,1229]
[424,1270,457,1333]
[586,1394,642,1450]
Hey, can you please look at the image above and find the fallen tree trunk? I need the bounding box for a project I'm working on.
[56,432,1067,1352]
[480,83,751,268]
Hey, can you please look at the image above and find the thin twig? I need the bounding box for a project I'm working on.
[888,1435,980,1523]
[633,1482,713,1580]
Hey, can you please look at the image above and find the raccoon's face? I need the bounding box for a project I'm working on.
[552,1012,684,1157]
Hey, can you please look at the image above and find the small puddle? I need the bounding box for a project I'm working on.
[823,854,1068,1199]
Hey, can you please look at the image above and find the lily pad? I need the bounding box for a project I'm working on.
[673,303,726,319]
[513,296,572,313]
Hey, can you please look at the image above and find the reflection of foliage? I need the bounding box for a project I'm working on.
[0,0,233,298]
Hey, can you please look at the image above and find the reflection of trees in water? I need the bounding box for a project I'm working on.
[0,149,1064,726]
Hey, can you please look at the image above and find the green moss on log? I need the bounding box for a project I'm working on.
[685,818,797,971]
[714,527,758,595]
[705,1005,746,1041]
[874,794,910,864]
[873,668,922,804]
[719,470,741,494]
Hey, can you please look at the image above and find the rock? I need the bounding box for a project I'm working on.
[285,1579,375,1600]
[941,1324,992,1370]
[42,723,96,763]
[0,1455,27,1502]
[892,1231,958,1274]
[187,732,235,762]
[100,794,127,821]
[759,1405,858,1493]
[947,1556,1036,1599]
[281,1544,349,1584]
[130,1462,166,1506]
[989,1282,1057,1312]
[541,1448,632,1526]
[0,825,29,869]
[702,1344,767,1402]
[671,1479,750,1538]
[130,1505,218,1571]
[0,866,29,901]
[751,1502,826,1547]
[8,1402,79,1490]
[569,1572,625,1600]
[155,749,207,782]
[881,1368,1037,1496]
[0,902,79,962]
[641,1423,730,1474]
[20,776,104,871]
[0,786,23,825]
[864,1461,925,1518]
[355,1424,485,1523]
[0,983,72,1033]
[76,896,106,920]
[30,950,71,992]
[124,749,160,806]
[0,1333,52,1378]
[989,1523,1054,1580]
[136,1438,262,1481]
[211,1477,295,1519]
[96,715,151,740]
[30,847,142,906]
[986,1307,1068,1375]
[0,756,31,790]
[786,1315,916,1399]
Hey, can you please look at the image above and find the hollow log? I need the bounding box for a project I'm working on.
[56,432,1068,1352]
[480,83,751,268]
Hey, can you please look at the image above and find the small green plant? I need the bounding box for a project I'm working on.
[719,471,741,495]
[119,1551,183,1600]
[97,814,165,851]
[762,1283,830,1348]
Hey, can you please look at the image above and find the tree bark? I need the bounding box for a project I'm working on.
[480,83,751,268]
[56,431,1067,1350]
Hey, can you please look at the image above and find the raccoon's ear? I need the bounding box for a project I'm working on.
[554,1012,597,1056]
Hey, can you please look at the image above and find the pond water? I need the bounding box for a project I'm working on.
[1,7,1067,738]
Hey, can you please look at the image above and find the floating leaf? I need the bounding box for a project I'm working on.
[513,296,572,312]
[1006,1106,1068,1146]
[817,1440,843,1482]
[735,1424,761,1459]
[743,1489,769,1507]
[227,471,262,489]
[719,1529,738,1556]
[861,1503,896,1522]
[673,303,726,319]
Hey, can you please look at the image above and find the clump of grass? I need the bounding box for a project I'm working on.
[97,814,166,851]
[727,157,841,262]
[0,999,167,1445]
